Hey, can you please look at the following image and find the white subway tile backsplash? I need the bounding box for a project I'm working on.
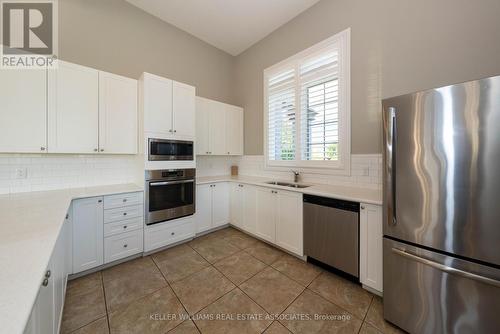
[196,154,382,189]
[0,154,138,195]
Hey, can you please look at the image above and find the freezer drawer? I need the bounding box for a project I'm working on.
[304,195,359,277]
[384,238,500,334]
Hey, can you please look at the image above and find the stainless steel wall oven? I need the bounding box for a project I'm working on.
[145,169,195,225]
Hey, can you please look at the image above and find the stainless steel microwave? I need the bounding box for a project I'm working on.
[148,138,194,161]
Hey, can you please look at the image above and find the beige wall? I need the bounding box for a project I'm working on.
[234,0,500,154]
[59,0,235,104]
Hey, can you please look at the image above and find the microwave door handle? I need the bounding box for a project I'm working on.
[384,107,397,226]
[149,180,195,186]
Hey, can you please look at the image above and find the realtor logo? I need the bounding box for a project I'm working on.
[1,0,58,68]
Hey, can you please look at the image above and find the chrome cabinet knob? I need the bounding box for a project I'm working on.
[360,206,365,210]
[100,149,104,152]
[123,244,128,248]
[45,270,51,278]
[123,199,127,202]
[40,147,46,151]
[173,130,177,133]
[123,212,127,216]
[94,148,98,152]
[42,278,49,287]
[123,225,127,229]
[171,232,175,236]
[98,199,102,203]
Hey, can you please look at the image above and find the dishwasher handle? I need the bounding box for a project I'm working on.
[303,194,359,213]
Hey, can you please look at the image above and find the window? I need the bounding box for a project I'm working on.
[264,28,350,173]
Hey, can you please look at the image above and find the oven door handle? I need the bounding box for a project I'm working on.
[149,179,195,186]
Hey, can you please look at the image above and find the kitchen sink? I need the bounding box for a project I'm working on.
[265,181,310,188]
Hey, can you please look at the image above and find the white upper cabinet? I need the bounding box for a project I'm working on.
[0,69,47,153]
[172,81,196,138]
[98,72,138,154]
[48,61,99,153]
[142,73,173,136]
[225,104,244,155]
[195,97,211,155]
[195,97,243,156]
[141,73,195,139]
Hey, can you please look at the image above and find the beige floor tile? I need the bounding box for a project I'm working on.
[108,287,187,334]
[240,267,304,315]
[102,256,156,283]
[308,272,373,319]
[280,289,362,334]
[263,321,291,333]
[61,284,107,333]
[365,296,405,334]
[214,251,267,285]
[70,317,109,334]
[171,266,236,314]
[244,242,285,265]
[103,258,167,313]
[152,244,210,283]
[359,322,384,334]
[271,254,322,286]
[66,272,102,296]
[194,288,272,333]
[167,320,200,333]
[189,236,240,263]
[209,227,244,239]
[224,233,259,249]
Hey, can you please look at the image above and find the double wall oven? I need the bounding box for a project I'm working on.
[145,169,195,225]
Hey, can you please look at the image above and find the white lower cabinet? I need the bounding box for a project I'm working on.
[230,183,258,234]
[195,182,229,233]
[104,229,143,263]
[24,213,70,334]
[229,183,244,229]
[255,187,277,243]
[144,216,195,252]
[72,197,104,273]
[359,203,383,293]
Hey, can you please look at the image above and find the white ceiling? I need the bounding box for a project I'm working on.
[125,0,321,56]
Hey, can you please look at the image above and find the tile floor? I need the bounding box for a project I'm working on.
[61,227,405,334]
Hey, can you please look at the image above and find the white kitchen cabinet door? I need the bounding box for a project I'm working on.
[209,104,226,155]
[48,61,99,153]
[195,184,212,233]
[212,182,229,227]
[142,73,173,136]
[0,69,47,153]
[255,187,276,243]
[72,197,104,273]
[360,203,383,293]
[225,105,244,155]
[98,72,138,154]
[172,81,195,138]
[34,263,55,334]
[65,207,73,276]
[275,190,303,256]
[195,97,211,155]
[242,184,257,234]
[230,183,243,228]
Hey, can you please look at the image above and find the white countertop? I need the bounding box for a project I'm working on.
[196,175,382,205]
[0,183,143,334]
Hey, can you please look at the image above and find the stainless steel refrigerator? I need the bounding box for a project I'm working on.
[382,75,500,334]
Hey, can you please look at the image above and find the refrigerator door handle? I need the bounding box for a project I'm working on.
[392,248,500,288]
[384,107,397,226]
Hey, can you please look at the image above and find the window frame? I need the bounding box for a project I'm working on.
[263,28,351,175]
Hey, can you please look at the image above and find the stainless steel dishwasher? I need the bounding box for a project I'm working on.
[303,194,359,278]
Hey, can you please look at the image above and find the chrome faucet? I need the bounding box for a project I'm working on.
[292,170,300,183]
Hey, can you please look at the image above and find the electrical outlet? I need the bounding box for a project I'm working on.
[15,168,28,179]
[362,167,370,176]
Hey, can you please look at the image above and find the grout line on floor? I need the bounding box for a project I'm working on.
[100,272,112,334]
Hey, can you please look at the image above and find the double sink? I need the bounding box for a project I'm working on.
[265,181,310,189]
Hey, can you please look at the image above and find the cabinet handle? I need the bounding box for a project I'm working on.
[361,205,365,210]
[123,225,127,229]
[42,278,49,287]
[98,199,102,203]
[123,244,128,248]
[100,149,104,152]
[40,147,46,151]
[45,270,51,278]
[65,214,69,220]
[123,212,127,216]
[171,232,175,236]
[123,199,127,202]
[173,130,177,133]
[94,148,98,152]
[227,152,230,154]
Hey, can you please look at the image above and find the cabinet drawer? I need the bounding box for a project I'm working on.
[144,217,195,252]
[104,229,143,263]
[104,217,143,237]
[104,205,143,223]
[104,192,143,209]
